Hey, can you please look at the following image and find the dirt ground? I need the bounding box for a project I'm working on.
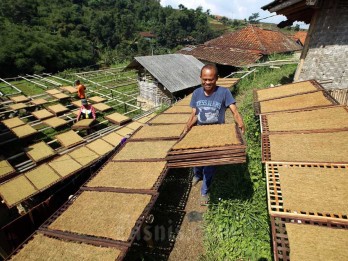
[168,180,206,261]
[125,168,207,261]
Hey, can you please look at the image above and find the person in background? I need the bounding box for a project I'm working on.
[75,79,86,99]
[184,64,245,206]
[76,99,96,121]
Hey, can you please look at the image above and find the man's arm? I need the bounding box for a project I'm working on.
[183,108,197,134]
[229,103,245,134]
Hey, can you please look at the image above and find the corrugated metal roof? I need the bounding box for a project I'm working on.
[126,54,204,93]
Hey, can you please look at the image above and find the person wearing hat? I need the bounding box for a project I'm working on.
[75,79,86,99]
[76,99,96,121]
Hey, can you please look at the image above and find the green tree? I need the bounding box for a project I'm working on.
[248,12,259,24]
[0,0,220,76]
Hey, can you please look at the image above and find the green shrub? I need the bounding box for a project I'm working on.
[202,65,297,260]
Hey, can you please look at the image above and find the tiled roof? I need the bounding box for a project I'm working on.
[177,45,262,67]
[293,31,308,45]
[204,25,302,54]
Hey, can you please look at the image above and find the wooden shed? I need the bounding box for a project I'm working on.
[125,54,204,108]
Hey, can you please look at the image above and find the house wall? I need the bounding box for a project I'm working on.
[137,78,172,108]
[297,0,348,89]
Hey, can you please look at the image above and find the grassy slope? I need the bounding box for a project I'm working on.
[208,17,230,33]
[202,64,297,260]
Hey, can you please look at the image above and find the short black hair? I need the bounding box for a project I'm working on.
[75,79,80,85]
[200,64,218,78]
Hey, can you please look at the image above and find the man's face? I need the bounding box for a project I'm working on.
[201,68,217,93]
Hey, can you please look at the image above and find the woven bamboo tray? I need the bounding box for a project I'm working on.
[171,123,243,150]
[270,216,348,261]
[10,95,30,103]
[0,175,38,208]
[266,163,348,224]
[11,124,37,138]
[254,91,339,115]
[112,140,177,161]
[25,141,56,162]
[129,124,185,141]
[260,106,348,133]
[137,116,153,124]
[41,189,158,247]
[68,146,100,166]
[1,146,104,208]
[51,93,70,100]
[136,113,157,124]
[55,130,84,148]
[125,121,143,131]
[24,164,61,191]
[86,139,115,156]
[43,117,67,128]
[217,78,240,88]
[148,113,191,125]
[30,98,48,106]
[167,155,247,168]
[46,89,61,95]
[9,103,27,110]
[163,106,192,114]
[60,86,77,93]
[0,160,15,179]
[31,109,54,120]
[71,100,82,107]
[101,132,124,146]
[166,124,246,167]
[47,104,69,115]
[116,126,134,137]
[105,112,131,125]
[253,79,323,103]
[72,119,95,130]
[9,232,127,261]
[1,117,25,129]
[93,103,112,112]
[85,161,168,191]
[262,130,348,163]
[89,96,107,103]
[48,154,83,178]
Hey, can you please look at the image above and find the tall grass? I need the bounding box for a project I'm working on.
[202,64,297,260]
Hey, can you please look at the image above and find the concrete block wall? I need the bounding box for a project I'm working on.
[298,0,348,89]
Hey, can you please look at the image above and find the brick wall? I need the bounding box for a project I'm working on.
[298,0,348,89]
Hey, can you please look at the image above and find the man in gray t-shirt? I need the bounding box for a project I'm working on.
[190,84,236,125]
[184,64,245,206]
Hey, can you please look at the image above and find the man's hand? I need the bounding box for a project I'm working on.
[183,109,197,136]
[238,124,245,134]
[182,126,190,136]
[229,104,245,135]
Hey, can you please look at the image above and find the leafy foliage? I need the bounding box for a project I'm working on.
[0,0,218,77]
[248,12,260,24]
[0,22,95,76]
[202,64,297,260]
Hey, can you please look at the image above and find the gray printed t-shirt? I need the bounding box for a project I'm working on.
[190,86,236,125]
